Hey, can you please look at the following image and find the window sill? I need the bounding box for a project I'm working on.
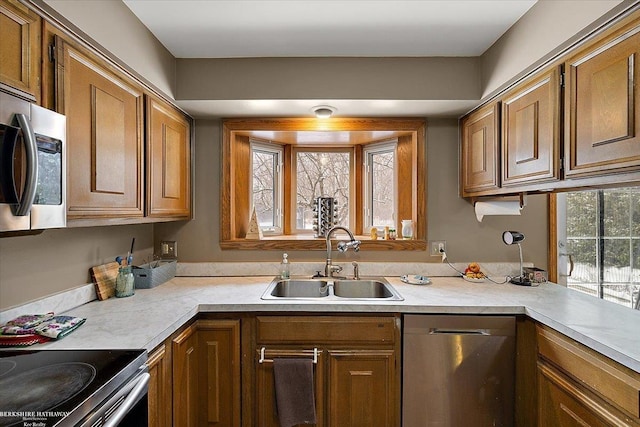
[219,236,427,251]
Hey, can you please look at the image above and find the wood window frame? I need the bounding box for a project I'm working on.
[221,118,427,251]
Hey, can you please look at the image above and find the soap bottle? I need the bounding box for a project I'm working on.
[280,253,290,279]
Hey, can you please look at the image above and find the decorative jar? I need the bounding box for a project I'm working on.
[401,220,413,239]
[115,266,135,297]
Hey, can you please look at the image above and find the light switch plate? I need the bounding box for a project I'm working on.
[161,240,177,259]
[429,240,446,256]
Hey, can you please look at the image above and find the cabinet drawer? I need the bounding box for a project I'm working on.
[537,326,640,418]
[256,316,397,345]
[538,361,640,427]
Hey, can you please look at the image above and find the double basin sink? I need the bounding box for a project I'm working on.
[261,276,404,301]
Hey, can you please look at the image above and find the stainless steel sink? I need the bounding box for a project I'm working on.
[261,276,403,301]
[268,279,330,298]
[333,279,394,298]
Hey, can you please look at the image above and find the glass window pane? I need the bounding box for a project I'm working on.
[252,150,277,227]
[603,238,630,282]
[566,191,597,237]
[296,151,350,230]
[566,238,598,297]
[633,239,640,284]
[370,150,395,227]
[631,189,640,236]
[603,190,630,237]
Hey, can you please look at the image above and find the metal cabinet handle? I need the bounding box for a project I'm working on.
[14,113,38,216]
[429,328,489,336]
[103,372,150,427]
[559,253,574,277]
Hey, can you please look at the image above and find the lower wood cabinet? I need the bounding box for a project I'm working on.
[327,350,397,426]
[173,319,241,427]
[535,325,640,427]
[148,318,241,427]
[253,315,401,427]
[147,342,172,427]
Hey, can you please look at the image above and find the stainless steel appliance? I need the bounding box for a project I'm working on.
[403,315,515,427]
[0,90,66,232]
[0,349,149,427]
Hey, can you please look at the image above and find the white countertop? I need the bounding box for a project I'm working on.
[27,276,640,373]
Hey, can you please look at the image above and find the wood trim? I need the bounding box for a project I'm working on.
[219,237,427,251]
[548,193,558,283]
[354,144,364,235]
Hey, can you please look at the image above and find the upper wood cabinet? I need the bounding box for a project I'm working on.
[54,36,144,220]
[460,102,501,196]
[501,67,561,187]
[146,95,191,218]
[564,18,640,178]
[0,0,40,101]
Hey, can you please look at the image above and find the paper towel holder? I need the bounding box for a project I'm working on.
[502,231,531,286]
[472,192,527,208]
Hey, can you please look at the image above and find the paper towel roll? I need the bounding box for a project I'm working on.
[475,200,522,222]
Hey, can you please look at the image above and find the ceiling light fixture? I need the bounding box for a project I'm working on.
[311,105,336,119]
[502,231,530,286]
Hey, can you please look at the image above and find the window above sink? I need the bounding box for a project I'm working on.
[221,118,427,251]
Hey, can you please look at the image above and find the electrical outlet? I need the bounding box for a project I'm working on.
[161,240,177,259]
[429,240,446,256]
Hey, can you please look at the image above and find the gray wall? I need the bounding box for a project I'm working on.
[177,57,481,101]
[154,118,549,267]
[0,225,154,309]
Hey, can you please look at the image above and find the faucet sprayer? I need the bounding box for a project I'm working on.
[325,226,361,278]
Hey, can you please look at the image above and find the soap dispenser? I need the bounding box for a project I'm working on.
[280,253,290,279]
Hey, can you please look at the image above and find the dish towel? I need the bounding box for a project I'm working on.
[273,358,317,427]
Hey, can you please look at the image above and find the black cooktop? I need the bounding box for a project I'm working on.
[0,349,146,427]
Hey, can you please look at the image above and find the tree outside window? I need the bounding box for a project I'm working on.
[565,187,640,309]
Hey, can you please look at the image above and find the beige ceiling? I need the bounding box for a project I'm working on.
[123,0,537,58]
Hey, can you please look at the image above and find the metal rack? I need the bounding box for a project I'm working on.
[313,197,339,238]
[258,347,319,364]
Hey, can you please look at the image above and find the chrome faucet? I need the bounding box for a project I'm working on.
[325,226,361,278]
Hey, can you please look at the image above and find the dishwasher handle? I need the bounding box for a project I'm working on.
[429,328,490,336]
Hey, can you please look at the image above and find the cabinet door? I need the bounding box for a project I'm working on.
[254,348,325,427]
[502,67,561,186]
[55,36,144,219]
[461,102,501,195]
[327,350,397,427]
[173,324,199,427]
[538,362,640,427]
[173,320,241,427]
[147,343,172,427]
[146,96,191,218]
[564,21,640,177]
[196,320,241,427]
[0,0,40,101]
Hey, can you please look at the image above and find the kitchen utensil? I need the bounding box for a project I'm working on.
[90,262,119,300]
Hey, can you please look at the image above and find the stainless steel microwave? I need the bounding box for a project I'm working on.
[0,90,66,232]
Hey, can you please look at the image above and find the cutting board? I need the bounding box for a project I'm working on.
[91,262,119,300]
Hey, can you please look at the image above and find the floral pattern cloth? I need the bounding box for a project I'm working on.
[35,315,86,339]
[0,312,54,335]
[1,313,86,341]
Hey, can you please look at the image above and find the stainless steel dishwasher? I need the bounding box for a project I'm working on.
[403,315,515,426]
